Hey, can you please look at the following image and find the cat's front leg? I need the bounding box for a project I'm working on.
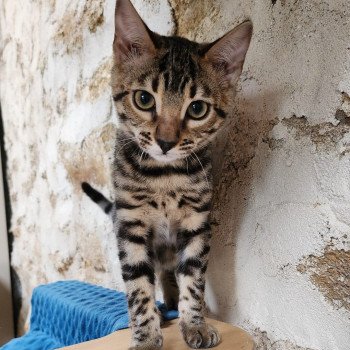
[118,218,162,349]
[176,219,220,349]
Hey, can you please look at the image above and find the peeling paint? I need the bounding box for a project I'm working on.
[54,0,105,54]
[252,327,315,350]
[75,58,113,101]
[60,123,116,190]
[282,111,350,151]
[84,0,105,33]
[263,136,286,150]
[55,256,74,274]
[54,10,84,54]
[168,0,219,39]
[298,244,350,311]
[213,117,278,193]
[340,92,350,115]
[56,87,68,114]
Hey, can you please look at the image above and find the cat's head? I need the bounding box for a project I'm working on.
[112,0,252,163]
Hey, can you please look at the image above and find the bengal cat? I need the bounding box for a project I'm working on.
[82,0,252,348]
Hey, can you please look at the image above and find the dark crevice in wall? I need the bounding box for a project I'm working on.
[0,105,21,336]
[167,0,179,35]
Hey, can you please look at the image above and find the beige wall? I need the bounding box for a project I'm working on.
[0,0,349,349]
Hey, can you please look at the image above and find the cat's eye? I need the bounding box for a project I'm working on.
[187,101,209,120]
[133,90,155,111]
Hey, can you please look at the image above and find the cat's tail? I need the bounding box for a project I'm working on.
[81,182,113,215]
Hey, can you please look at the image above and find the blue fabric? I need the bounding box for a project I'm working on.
[1,280,178,350]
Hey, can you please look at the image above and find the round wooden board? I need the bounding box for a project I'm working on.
[60,318,254,350]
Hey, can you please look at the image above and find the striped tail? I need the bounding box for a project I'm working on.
[81,182,113,214]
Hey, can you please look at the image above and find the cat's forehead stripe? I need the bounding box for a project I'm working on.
[158,52,170,73]
[157,58,198,94]
[202,84,211,97]
[153,37,201,94]
[151,76,159,93]
[163,72,170,90]
[179,76,190,94]
[138,71,151,84]
[189,84,197,99]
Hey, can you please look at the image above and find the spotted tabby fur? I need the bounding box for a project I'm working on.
[82,0,252,348]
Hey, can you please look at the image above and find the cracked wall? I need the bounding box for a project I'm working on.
[297,243,350,311]
[0,0,349,349]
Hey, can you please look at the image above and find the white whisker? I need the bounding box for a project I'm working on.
[118,137,136,145]
[139,150,145,168]
[115,139,136,156]
[192,151,210,189]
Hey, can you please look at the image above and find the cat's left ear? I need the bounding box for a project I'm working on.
[204,21,253,86]
[113,0,156,62]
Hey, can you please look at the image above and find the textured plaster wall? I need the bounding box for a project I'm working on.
[0,0,349,349]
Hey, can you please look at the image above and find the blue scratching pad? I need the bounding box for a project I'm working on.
[1,331,62,350]
[1,280,178,350]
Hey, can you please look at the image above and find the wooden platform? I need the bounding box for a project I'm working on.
[61,318,254,350]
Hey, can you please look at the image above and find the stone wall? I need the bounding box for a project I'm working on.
[0,0,349,349]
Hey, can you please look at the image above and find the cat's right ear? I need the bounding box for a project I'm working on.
[114,0,155,62]
[204,21,253,86]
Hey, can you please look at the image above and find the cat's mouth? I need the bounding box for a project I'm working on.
[142,142,184,163]
[147,150,182,163]
[135,135,191,164]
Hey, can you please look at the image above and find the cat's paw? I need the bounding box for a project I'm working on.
[179,321,221,348]
[128,335,163,350]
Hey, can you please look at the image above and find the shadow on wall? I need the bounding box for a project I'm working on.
[0,281,14,344]
[207,85,284,321]
[0,106,22,336]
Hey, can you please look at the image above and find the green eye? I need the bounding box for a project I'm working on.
[187,101,209,120]
[134,90,155,111]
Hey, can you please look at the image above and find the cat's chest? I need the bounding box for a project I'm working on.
[150,189,185,221]
[148,189,189,240]
[147,173,193,193]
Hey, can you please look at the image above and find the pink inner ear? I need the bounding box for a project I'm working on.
[205,21,253,84]
[116,38,131,57]
[114,0,155,61]
[117,35,144,56]
[226,60,243,74]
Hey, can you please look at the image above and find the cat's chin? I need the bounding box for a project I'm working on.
[149,152,183,164]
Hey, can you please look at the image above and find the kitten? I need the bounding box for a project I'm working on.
[82,0,252,348]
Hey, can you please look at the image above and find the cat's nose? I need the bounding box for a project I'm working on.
[156,139,177,154]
